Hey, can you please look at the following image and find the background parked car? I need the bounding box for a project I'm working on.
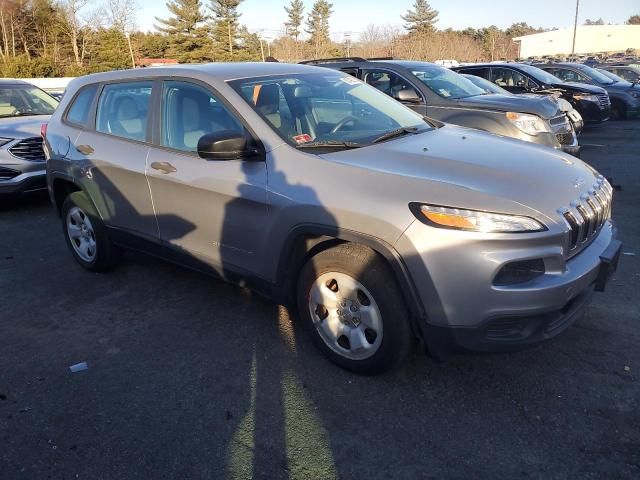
[536,63,640,120]
[453,62,611,123]
[0,79,58,197]
[462,73,584,135]
[302,58,579,156]
[598,64,640,84]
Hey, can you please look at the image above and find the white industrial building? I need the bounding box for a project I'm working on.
[514,25,640,58]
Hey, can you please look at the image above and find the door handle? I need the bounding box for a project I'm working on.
[150,161,177,174]
[75,144,94,155]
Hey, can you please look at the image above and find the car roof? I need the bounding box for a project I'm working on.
[0,79,34,86]
[69,62,333,86]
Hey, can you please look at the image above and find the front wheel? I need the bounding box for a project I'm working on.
[297,244,414,374]
[61,191,122,272]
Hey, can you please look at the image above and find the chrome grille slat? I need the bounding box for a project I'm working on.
[8,137,45,161]
[560,176,613,256]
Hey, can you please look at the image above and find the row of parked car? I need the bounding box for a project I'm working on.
[0,58,624,373]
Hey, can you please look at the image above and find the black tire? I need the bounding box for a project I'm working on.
[296,243,414,374]
[60,191,122,272]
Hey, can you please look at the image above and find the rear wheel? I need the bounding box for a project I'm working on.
[61,192,122,272]
[297,244,413,374]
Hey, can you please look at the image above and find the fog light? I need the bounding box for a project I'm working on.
[494,259,545,286]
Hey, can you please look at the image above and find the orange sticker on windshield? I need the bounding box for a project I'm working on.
[293,134,312,144]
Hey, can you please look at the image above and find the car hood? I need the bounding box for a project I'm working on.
[0,115,50,139]
[558,82,607,94]
[599,81,640,92]
[457,93,561,119]
[322,124,598,223]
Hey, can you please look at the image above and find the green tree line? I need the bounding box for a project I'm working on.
[1,0,636,78]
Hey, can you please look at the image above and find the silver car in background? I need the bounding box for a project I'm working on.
[0,79,58,197]
[45,63,621,373]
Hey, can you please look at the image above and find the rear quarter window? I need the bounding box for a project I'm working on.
[65,85,99,127]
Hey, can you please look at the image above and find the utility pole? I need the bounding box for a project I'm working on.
[125,32,135,69]
[571,0,580,55]
[344,32,351,57]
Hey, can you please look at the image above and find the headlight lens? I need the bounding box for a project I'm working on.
[0,137,13,147]
[573,93,600,103]
[414,204,547,233]
[505,112,551,135]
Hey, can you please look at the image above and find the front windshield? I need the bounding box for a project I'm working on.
[410,66,486,99]
[0,85,58,117]
[517,64,563,85]
[228,73,430,147]
[574,65,615,85]
[596,69,627,84]
[462,74,510,95]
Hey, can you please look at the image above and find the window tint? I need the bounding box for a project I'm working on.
[550,68,588,83]
[458,67,489,79]
[96,82,152,142]
[66,85,98,126]
[362,70,419,100]
[161,81,244,153]
[490,67,528,88]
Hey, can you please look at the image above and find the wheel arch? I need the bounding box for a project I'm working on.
[275,224,427,327]
[50,174,82,215]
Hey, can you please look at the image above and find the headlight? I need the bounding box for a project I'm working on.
[505,112,551,135]
[0,137,13,147]
[572,93,600,103]
[412,204,547,233]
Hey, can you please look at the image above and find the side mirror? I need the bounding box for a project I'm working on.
[395,88,422,104]
[197,131,258,161]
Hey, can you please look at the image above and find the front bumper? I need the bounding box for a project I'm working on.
[0,169,47,195]
[575,100,610,123]
[396,219,620,355]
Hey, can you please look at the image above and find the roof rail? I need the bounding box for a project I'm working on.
[299,57,367,65]
[367,56,394,60]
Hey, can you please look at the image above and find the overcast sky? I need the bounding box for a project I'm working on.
[137,0,639,40]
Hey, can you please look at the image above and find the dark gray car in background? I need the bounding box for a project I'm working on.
[302,58,580,156]
[44,62,621,373]
[0,79,58,197]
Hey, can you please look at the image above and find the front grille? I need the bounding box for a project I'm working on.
[556,132,574,145]
[549,115,575,146]
[560,175,613,256]
[597,93,610,108]
[0,166,20,180]
[9,137,45,161]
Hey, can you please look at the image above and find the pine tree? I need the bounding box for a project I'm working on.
[155,0,211,63]
[401,0,438,36]
[209,0,242,57]
[284,0,304,41]
[305,0,332,58]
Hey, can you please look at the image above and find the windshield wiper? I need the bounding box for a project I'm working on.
[371,127,420,144]
[296,140,363,150]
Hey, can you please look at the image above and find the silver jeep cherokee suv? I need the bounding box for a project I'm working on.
[45,63,621,373]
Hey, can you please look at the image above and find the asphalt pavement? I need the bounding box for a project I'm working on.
[1,120,638,479]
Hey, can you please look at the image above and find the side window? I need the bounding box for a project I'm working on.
[362,70,420,100]
[162,81,244,153]
[459,67,489,79]
[340,67,359,77]
[65,85,98,127]
[552,68,587,83]
[490,67,528,88]
[96,82,152,142]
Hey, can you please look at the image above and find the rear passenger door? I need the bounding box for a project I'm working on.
[71,81,158,239]
[145,80,268,274]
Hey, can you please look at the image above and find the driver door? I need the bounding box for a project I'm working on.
[361,69,428,116]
